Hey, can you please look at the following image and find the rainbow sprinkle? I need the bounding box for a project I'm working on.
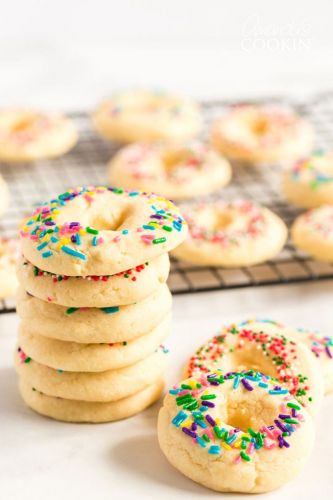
[20,186,186,262]
[187,324,313,407]
[169,370,305,462]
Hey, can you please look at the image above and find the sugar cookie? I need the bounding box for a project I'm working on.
[20,378,164,423]
[283,151,333,208]
[0,238,19,299]
[158,370,314,493]
[172,200,287,267]
[17,253,170,307]
[0,108,77,162]
[15,347,167,402]
[211,104,313,164]
[18,313,171,371]
[16,284,171,343]
[20,186,187,276]
[184,323,324,414]
[92,90,201,144]
[291,205,333,261]
[108,142,231,200]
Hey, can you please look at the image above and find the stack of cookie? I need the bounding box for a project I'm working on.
[15,186,187,423]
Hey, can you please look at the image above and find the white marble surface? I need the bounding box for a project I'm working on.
[1,281,333,499]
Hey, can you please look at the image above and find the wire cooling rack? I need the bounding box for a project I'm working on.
[1,92,333,314]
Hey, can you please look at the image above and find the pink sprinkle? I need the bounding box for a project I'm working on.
[20,231,28,238]
[113,236,121,242]
[177,390,190,396]
[84,194,94,203]
[98,237,104,244]
[206,429,213,439]
[136,227,144,232]
[234,455,242,464]
[248,442,255,455]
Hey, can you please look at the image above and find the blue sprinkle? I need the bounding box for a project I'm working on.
[38,230,46,238]
[233,375,240,389]
[50,236,59,243]
[122,229,129,235]
[169,388,181,395]
[92,236,98,246]
[129,191,139,196]
[101,306,120,314]
[226,434,237,445]
[208,445,221,455]
[42,250,53,258]
[196,436,206,448]
[269,389,289,395]
[259,382,268,388]
[199,406,209,412]
[26,220,34,226]
[173,221,182,231]
[61,246,86,260]
[142,225,155,230]
[37,241,48,251]
[196,420,207,429]
[172,411,188,427]
[76,233,81,245]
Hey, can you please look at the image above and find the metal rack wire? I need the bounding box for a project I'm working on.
[1,93,333,313]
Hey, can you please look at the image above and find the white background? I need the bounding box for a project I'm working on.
[1,2,333,499]
[0,0,333,109]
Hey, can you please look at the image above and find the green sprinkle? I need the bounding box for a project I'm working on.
[162,225,172,232]
[201,394,216,400]
[202,433,210,443]
[284,418,299,425]
[152,237,166,245]
[240,451,251,462]
[86,227,99,235]
[24,357,31,364]
[214,426,223,439]
[181,384,193,390]
[66,307,79,315]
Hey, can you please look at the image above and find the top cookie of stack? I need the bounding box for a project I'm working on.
[16,186,187,423]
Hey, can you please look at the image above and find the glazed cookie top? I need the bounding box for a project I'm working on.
[0,108,77,161]
[286,150,333,189]
[0,237,20,268]
[185,323,318,410]
[167,369,308,463]
[19,186,187,275]
[110,142,230,186]
[296,205,333,239]
[212,105,311,152]
[179,200,272,246]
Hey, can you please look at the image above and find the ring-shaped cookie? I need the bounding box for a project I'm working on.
[211,105,313,164]
[15,346,167,402]
[184,323,324,414]
[16,284,172,343]
[158,369,314,493]
[17,253,170,307]
[20,186,187,276]
[0,108,77,162]
[172,201,287,267]
[92,90,201,143]
[108,142,231,200]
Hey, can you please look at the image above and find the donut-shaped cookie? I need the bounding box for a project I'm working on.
[18,313,171,372]
[0,238,19,299]
[92,90,201,144]
[19,378,164,423]
[172,200,287,267]
[16,284,172,343]
[0,108,77,162]
[184,323,324,414]
[15,346,167,402]
[158,369,314,493]
[239,318,333,394]
[283,151,333,208]
[291,205,333,261]
[17,253,170,307]
[108,142,231,200]
[0,174,9,216]
[211,105,313,164]
[20,186,187,276]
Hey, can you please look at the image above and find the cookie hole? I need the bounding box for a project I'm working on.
[89,206,132,231]
[226,399,276,432]
[251,118,269,136]
[162,149,198,172]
